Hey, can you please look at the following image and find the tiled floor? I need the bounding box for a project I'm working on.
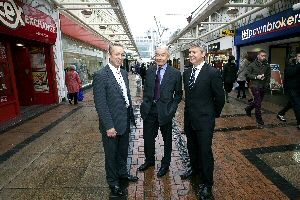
[0,73,299,199]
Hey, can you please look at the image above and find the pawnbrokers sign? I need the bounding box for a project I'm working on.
[235,9,300,46]
[0,0,57,44]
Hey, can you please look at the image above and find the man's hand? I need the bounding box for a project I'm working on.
[107,128,117,138]
[257,74,265,80]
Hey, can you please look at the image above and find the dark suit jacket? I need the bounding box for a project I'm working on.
[183,63,225,130]
[140,64,183,126]
[93,64,132,135]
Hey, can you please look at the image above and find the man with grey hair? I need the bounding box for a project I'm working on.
[138,44,183,177]
[93,43,138,197]
[182,40,224,199]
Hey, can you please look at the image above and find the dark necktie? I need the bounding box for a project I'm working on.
[154,67,162,102]
[189,67,197,91]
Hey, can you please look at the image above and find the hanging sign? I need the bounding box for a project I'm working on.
[0,0,57,44]
[222,29,236,37]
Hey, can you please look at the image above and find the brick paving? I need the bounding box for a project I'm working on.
[0,73,299,199]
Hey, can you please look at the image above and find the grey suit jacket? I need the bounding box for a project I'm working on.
[183,63,225,130]
[93,64,132,135]
[140,64,183,126]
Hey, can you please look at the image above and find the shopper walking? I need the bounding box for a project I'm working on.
[138,44,183,177]
[182,41,225,199]
[65,65,82,105]
[237,53,249,99]
[222,55,238,103]
[245,50,271,125]
[93,43,138,197]
[277,53,300,130]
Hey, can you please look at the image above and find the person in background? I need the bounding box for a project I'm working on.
[93,43,138,197]
[135,62,140,75]
[237,53,249,99]
[138,44,183,178]
[65,65,82,105]
[245,50,271,125]
[182,40,225,199]
[277,53,300,130]
[246,56,255,103]
[222,55,238,103]
[140,63,147,87]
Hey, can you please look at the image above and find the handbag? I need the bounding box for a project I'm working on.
[78,88,84,101]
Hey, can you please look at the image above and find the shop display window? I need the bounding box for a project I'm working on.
[0,42,14,103]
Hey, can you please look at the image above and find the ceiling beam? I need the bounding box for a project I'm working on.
[58,7,118,10]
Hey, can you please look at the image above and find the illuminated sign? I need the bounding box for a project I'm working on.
[235,9,300,46]
[208,42,220,53]
[0,0,57,44]
[222,29,236,36]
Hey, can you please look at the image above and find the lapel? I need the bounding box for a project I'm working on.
[105,65,123,97]
[189,63,207,92]
[148,65,157,89]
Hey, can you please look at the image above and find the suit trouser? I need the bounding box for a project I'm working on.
[278,99,292,116]
[143,104,173,168]
[289,89,300,125]
[247,86,266,118]
[184,119,214,188]
[102,109,130,186]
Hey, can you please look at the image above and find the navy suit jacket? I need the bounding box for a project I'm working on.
[183,63,225,130]
[140,64,183,126]
[93,64,132,135]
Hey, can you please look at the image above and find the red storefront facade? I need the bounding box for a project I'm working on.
[0,0,58,123]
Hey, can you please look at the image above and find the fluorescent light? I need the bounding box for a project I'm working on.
[16,43,24,46]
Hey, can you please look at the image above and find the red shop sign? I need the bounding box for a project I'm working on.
[0,0,57,44]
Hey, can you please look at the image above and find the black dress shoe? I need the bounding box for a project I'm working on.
[69,100,72,104]
[256,117,264,125]
[297,125,300,130]
[198,186,212,200]
[137,163,154,171]
[245,108,251,117]
[109,185,123,196]
[157,167,169,177]
[180,169,200,179]
[120,175,139,182]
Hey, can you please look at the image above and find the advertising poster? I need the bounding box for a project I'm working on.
[32,70,49,93]
[270,70,283,90]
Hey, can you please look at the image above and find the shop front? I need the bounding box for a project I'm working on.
[62,35,104,88]
[207,37,233,70]
[0,0,57,123]
[235,8,300,90]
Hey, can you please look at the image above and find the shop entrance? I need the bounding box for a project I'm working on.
[11,46,35,105]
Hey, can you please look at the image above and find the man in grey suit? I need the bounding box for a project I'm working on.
[183,41,224,200]
[93,43,138,197]
[138,45,183,177]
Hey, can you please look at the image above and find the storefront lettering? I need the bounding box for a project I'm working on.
[242,14,300,40]
[0,0,25,29]
[0,0,56,33]
[25,15,56,33]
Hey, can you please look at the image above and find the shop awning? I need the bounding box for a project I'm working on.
[60,14,109,51]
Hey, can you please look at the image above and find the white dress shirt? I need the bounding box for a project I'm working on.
[109,63,130,108]
[192,61,205,82]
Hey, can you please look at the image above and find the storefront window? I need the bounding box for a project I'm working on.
[62,36,104,87]
[0,42,14,103]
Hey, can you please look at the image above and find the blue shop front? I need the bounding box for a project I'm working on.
[235,8,300,91]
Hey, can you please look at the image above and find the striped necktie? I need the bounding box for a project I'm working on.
[189,67,197,91]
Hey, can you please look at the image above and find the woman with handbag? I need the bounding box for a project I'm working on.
[65,65,82,104]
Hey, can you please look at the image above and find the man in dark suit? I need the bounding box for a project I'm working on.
[182,41,225,199]
[138,45,183,177]
[93,43,138,197]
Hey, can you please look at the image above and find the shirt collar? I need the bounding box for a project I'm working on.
[193,61,205,70]
[157,63,168,70]
[108,63,121,74]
